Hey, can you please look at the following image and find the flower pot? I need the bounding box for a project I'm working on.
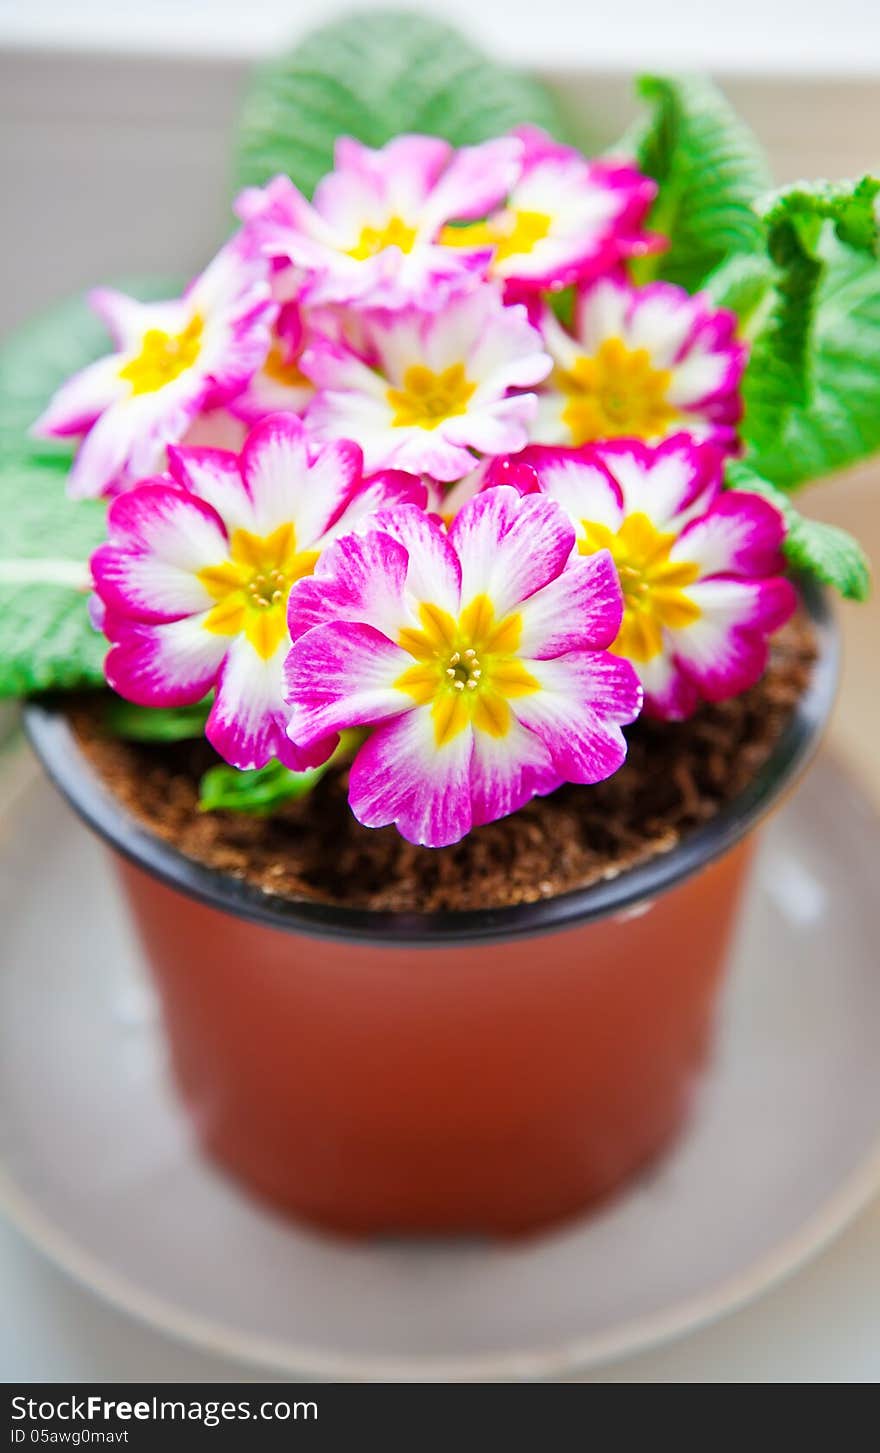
[25,585,837,1237]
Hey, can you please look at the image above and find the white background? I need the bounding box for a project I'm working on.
[2,0,880,72]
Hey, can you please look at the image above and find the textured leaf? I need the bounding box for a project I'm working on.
[0,279,178,698]
[725,460,871,601]
[784,514,872,601]
[742,176,880,452]
[742,233,880,487]
[761,177,880,258]
[234,10,571,197]
[630,75,772,291]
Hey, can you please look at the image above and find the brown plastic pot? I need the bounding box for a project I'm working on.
[25,583,837,1237]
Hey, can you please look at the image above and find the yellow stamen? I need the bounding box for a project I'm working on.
[119,315,204,395]
[198,524,319,661]
[395,594,539,746]
[579,512,701,662]
[263,342,311,390]
[556,337,677,444]
[386,362,477,430]
[441,208,553,264]
[348,215,418,260]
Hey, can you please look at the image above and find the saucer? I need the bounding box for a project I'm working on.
[1,751,879,1381]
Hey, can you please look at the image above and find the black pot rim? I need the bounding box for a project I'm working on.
[24,581,838,947]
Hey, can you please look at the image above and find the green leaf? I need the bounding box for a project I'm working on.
[234,10,571,197]
[725,460,871,601]
[761,177,880,258]
[702,250,774,324]
[104,696,213,743]
[0,452,107,697]
[742,230,880,487]
[742,176,880,451]
[547,285,576,329]
[784,514,872,602]
[199,731,361,814]
[629,75,772,291]
[0,278,179,699]
[199,758,331,815]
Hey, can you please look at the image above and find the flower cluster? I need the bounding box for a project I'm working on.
[38,127,797,845]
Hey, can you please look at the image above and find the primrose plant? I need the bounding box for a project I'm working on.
[0,15,874,846]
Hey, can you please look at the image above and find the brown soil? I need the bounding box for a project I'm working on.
[70,615,816,913]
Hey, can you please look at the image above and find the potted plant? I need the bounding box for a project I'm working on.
[2,12,873,1235]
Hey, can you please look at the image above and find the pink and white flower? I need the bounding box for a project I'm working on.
[532,275,746,452]
[302,288,551,481]
[33,244,275,499]
[441,126,662,291]
[284,486,642,847]
[236,134,522,312]
[496,437,797,719]
[90,414,426,769]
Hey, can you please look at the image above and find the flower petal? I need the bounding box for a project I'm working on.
[333,134,451,219]
[372,504,462,616]
[179,409,249,452]
[442,393,537,456]
[31,355,126,439]
[449,485,575,616]
[667,577,797,703]
[286,619,411,748]
[348,706,474,847]
[592,436,720,528]
[673,491,787,579]
[517,548,623,657]
[512,446,623,531]
[330,468,428,533]
[574,275,630,351]
[515,651,643,783]
[469,719,560,829]
[637,650,701,721]
[239,413,362,542]
[622,281,701,369]
[417,136,523,232]
[103,608,226,707]
[287,527,411,641]
[66,400,169,500]
[167,444,252,530]
[92,482,229,622]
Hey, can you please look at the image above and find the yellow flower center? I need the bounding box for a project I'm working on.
[386,362,477,430]
[556,337,676,445]
[262,342,311,390]
[441,209,553,263]
[395,594,539,746]
[579,512,701,662]
[119,315,204,396]
[198,524,319,661]
[348,215,418,260]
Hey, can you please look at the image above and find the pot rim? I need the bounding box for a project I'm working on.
[24,581,838,947]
